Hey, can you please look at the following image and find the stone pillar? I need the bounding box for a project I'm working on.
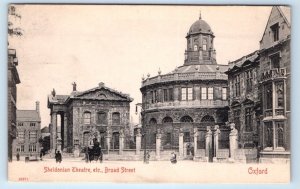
[63,113,68,151]
[57,113,63,152]
[205,126,212,161]
[51,112,57,154]
[119,129,124,155]
[193,128,198,159]
[229,123,238,161]
[195,86,201,101]
[174,86,179,101]
[213,125,220,162]
[136,129,142,155]
[106,130,111,155]
[73,138,80,157]
[156,129,162,159]
[179,130,184,157]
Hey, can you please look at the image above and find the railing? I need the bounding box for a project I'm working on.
[146,100,228,110]
[142,72,228,87]
[261,68,286,82]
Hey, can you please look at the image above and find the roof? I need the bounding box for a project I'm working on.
[41,127,50,133]
[17,110,40,122]
[48,94,69,104]
[226,50,259,73]
[171,64,228,74]
[187,18,213,37]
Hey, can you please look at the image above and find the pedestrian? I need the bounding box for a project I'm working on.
[55,150,62,163]
[16,153,20,161]
[170,152,177,164]
[40,149,43,161]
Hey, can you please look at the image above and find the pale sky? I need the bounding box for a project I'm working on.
[8,5,274,128]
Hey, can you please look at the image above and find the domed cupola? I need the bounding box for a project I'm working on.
[184,13,217,65]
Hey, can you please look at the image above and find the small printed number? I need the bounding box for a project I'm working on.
[18,177,29,181]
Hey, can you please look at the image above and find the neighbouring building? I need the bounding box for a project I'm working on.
[13,102,41,158]
[8,49,20,161]
[226,6,290,163]
[47,82,133,156]
[140,15,229,161]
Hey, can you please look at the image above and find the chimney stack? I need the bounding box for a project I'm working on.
[36,101,40,113]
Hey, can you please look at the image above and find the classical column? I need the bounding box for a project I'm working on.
[51,112,57,154]
[106,130,111,155]
[119,129,124,155]
[156,129,162,159]
[193,128,198,159]
[213,125,220,162]
[205,126,212,161]
[57,113,62,152]
[229,123,238,160]
[63,113,68,151]
[179,129,184,157]
[136,129,142,155]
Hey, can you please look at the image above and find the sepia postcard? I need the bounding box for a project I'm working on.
[7,4,291,183]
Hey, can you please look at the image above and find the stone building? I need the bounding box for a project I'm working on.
[13,102,41,158]
[8,49,20,161]
[140,15,229,161]
[258,6,290,162]
[226,6,290,163]
[226,50,260,149]
[47,82,133,156]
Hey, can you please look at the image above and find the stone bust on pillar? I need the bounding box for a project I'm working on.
[229,123,238,136]
[156,128,162,139]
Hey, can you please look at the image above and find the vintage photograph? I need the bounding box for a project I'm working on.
[8,5,291,183]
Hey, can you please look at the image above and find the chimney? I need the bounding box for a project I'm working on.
[36,101,40,113]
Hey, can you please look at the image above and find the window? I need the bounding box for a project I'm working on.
[222,88,227,100]
[265,84,273,109]
[201,87,207,100]
[20,145,24,152]
[97,112,107,125]
[112,112,120,125]
[235,75,241,96]
[180,116,193,123]
[265,122,273,148]
[29,144,36,152]
[181,88,187,101]
[208,87,213,100]
[194,45,198,51]
[270,23,279,42]
[181,87,193,101]
[163,89,168,102]
[83,112,91,124]
[18,131,25,141]
[246,70,253,93]
[166,133,171,145]
[245,108,252,132]
[154,90,158,103]
[150,91,154,103]
[168,88,174,101]
[276,82,284,108]
[202,39,207,51]
[270,53,280,69]
[18,122,23,126]
[276,122,284,148]
[29,131,37,142]
[30,123,36,127]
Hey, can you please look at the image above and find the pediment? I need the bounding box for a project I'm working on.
[74,87,132,102]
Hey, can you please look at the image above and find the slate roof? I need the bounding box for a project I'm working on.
[17,110,40,122]
[226,50,259,73]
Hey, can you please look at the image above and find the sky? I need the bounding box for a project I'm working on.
[8,5,276,128]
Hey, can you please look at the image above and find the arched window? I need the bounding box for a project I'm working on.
[162,117,173,124]
[201,115,215,123]
[180,116,193,123]
[149,118,157,125]
[194,45,198,51]
[277,127,284,147]
[97,111,107,125]
[83,112,91,124]
[266,125,273,148]
[202,39,207,51]
[112,112,120,125]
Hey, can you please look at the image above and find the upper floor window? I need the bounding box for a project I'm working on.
[20,145,24,152]
[246,70,253,93]
[29,144,37,152]
[201,87,207,100]
[97,112,107,125]
[245,108,252,132]
[234,75,241,97]
[270,23,279,42]
[29,131,37,142]
[207,87,213,100]
[30,123,36,127]
[270,53,280,69]
[202,39,207,51]
[163,89,168,102]
[18,122,23,126]
[112,112,121,125]
[193,45,198,51]
[168,88,174,101]
[181,87,193,101]
[276,82,284,108]
[222,88,227,100]
[265,83,273,109]
[83,112,91,124]
[18,131,25,140]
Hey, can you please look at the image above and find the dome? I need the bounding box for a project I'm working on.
[187,18,213,36]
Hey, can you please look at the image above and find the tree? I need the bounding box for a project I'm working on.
[8,5,23,37]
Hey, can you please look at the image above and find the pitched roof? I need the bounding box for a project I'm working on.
[226,51,259,73]
[17,110,40,122]
[48,94,69,104]
[41,127,49,133]
[170,64,228,74]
